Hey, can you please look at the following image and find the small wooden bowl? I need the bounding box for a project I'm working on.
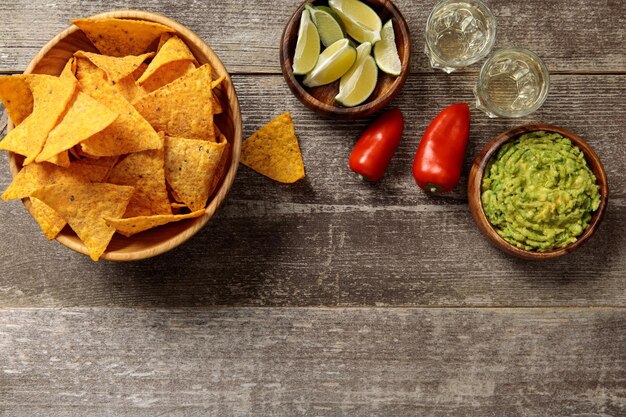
[280,0,411,119]
[6,10,242,261]
[467,124,608,260]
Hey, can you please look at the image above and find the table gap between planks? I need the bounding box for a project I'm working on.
[0,0,625,415]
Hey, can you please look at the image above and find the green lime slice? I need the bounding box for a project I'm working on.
[329,0,382,45]
[374,19,402,76]
[305,4,344,48]
[292,9,320,75]
[335,42,378,107]
[303,38,357,88]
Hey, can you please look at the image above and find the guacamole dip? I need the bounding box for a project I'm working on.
[481,131,601,251]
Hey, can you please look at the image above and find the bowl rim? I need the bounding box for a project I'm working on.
[279,0,411,118]
[6,9,243,261]
[467,123,609,260]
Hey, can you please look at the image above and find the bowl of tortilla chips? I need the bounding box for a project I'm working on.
[0,10,242,261]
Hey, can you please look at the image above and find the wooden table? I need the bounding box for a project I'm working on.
[1,1,624,415]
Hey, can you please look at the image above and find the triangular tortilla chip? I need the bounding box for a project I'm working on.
[104,209,205,237]
[0,74,77,164]
[107,144,172,217]
[207,134,230,197]
[74,51,154,83]
[210,75,225,114]
[72,18,174,57]
[31,183,134,261]
[76,58,161,156]
[240,112,305,183]
[44,150,71,168]
[36,92,118,163]
[2,157,117,200]
[133,64,215,141]
[115,75,147,103]
[137,35,195,85]
[0,75,33,126]
[164,135,226,211]
[140,60,196,93]
[30,197,67,240]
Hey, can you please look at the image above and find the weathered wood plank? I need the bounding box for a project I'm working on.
[0,307,624,416]
[0,74,624,307]
[0,0,624,74]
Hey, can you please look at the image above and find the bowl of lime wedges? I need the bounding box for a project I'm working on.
[280,0,411,119]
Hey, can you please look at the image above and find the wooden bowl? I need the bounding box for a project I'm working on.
[280,0,411,119]
[467,124,608,260]
[6,10,242,261]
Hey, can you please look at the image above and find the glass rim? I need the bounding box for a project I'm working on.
[476,47,551,118]
[424,0,497,68]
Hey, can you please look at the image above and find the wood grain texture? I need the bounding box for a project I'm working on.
[0,73,624,307]
[1,307,624,417]
[0,0,625,74]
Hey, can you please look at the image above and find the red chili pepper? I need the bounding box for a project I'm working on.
[349,109,404,181]
[412,103,470,193]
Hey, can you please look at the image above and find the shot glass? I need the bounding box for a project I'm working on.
[424,0,497,73]
[474,47,550,118]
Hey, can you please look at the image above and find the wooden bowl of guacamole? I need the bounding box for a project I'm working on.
[468,124,608,260]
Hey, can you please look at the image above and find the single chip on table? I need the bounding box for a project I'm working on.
[164,135,227,211]
[75,58,162,156]
[133,64,215,141]
[72,18,174,57]
[0,75,33,126]
[31,183,135,261]
[107,138,172,217]
[74,51,154,83]
[0,73,77,164]
[240,112,305,183]
[137,34,196,91]
[104,209,206,237]
[36,92,119,163]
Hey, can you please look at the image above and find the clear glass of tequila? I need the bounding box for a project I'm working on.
[474,47,550,118]
[424,0,497,73]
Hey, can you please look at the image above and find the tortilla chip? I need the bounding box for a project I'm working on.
[44,151,71,168]
[31,183,134,261]
[164,135,226,211]
[240,112,305,183]
[72,18,174,57]
[137,35,195,85]
[140,60,196,93]
[74,51,154,83]
[0,74,77,164]
[133,64,215,141]
[61,57,77,77]
[207,134,230,197]
[104,209,205,237]
[30,197,67,240]
[36,92,118,163]
[76,58,161,156]
[115,75,147,103]
[0,75,33,125]
[2,157,116,200]
[107,145,171,217]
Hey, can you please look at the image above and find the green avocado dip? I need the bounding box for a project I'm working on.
[481,131,601,252]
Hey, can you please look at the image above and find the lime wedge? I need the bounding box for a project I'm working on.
[374,19,402,76]
[305,4,344,48]
[335,42,378,107]
[303,38,356,88]
[328,0,382,45]
[292,9,320,75]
